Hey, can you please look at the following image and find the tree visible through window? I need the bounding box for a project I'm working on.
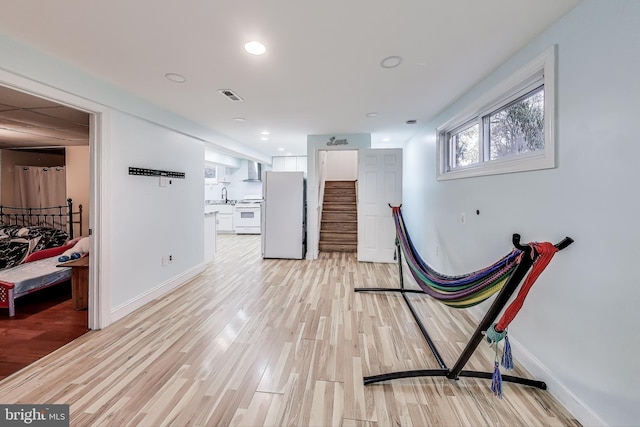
[489,88,544,161]
[437,45,555,180]
[452,123,479,167]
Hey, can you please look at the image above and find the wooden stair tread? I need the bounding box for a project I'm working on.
[320,180,357,253]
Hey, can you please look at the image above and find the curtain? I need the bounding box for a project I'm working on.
[13,166,67,208]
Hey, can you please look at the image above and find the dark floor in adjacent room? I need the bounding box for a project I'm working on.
[0,282,89,380]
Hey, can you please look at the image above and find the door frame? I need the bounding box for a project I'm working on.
[306,134,371,260]
[0,69,111,329]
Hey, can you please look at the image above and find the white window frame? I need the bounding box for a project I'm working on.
[437,45,556,180]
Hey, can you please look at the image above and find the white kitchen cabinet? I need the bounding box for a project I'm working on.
[216,204,234,233]
[219,166,233,183]
[272,156,307,174]
[296,156,307,174]
[272,156,286,171]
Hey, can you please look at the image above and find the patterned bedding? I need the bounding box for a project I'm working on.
[0,225,69,271]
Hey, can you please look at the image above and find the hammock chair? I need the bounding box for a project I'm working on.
[355,205,573,396]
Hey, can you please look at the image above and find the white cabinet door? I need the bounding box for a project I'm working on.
[218,214,234,232]
[284,156,297,171]
[272,157,286,171]
[296,156,308,175]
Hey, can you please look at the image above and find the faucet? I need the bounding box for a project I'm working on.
[221,187,228,203]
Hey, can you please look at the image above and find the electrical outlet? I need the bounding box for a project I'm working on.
[169,255,173,263]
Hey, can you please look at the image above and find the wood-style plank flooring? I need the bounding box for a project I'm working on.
[0,282,89,380]
[0,234,580,426]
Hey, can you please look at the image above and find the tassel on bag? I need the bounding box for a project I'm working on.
[491,360,503,399]
[486,323,511,398]
[501,334,513,370]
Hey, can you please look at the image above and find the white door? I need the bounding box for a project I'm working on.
[357,148,402,262]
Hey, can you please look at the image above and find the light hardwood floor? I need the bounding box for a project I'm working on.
[0,234,580,426]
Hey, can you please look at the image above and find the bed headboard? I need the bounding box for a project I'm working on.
[0,198,83,239]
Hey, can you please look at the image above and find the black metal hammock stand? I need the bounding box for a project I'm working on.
[354,205,573,391]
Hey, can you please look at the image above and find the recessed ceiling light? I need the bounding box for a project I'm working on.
[380,56,403,69]
[405,119,419,125]
[261,137,269,141]
[233,117,247,122]
[261,131,270,135]
[165,73,186,83]
[245,41,266,55]
[366,112,380,118]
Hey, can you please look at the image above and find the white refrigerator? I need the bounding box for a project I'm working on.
[262,171,306,259]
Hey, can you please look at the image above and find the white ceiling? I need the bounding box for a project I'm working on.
[0,0,580,158]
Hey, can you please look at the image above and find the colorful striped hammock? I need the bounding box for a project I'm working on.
[359,206,572,396]
[392,206,524,309]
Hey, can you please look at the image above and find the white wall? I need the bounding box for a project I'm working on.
[0,31,225,324]
[204,149,241,168]
[110,111,204,310]
[324,150,357,181]
[402,1,639,425]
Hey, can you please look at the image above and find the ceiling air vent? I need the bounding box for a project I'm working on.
[218,89,244,102]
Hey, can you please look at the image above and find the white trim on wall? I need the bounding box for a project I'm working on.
[110,264,205,323]
[0,67,111,329]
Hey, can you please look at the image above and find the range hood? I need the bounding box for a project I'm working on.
[244,160,262,182]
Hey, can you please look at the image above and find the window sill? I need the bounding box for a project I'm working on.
[437,151,555,181]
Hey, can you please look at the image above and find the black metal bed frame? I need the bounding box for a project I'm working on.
[355,231,573,389]
[0,198,83,239]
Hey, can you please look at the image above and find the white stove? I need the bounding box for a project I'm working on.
[234,195,262,234]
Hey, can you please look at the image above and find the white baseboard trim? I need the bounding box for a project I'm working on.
[110,263,205,323]
[505,335,608,426]
[465,306,607,426]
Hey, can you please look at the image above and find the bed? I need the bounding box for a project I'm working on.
[0,199,83,316]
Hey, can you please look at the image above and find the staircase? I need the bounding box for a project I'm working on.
[319,180,357,252]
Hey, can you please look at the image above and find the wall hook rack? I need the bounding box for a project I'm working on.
[128,167,185,179]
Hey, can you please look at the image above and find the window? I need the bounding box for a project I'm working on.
[437,45,556,180]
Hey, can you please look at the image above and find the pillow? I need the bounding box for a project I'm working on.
[23,241,75,263]
[58,236,90,262]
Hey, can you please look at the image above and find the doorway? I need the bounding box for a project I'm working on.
[316,148,402,263]
[318,150,358,253]
[0,75,106,377]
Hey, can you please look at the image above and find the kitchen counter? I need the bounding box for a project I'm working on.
[205,199,236,205]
